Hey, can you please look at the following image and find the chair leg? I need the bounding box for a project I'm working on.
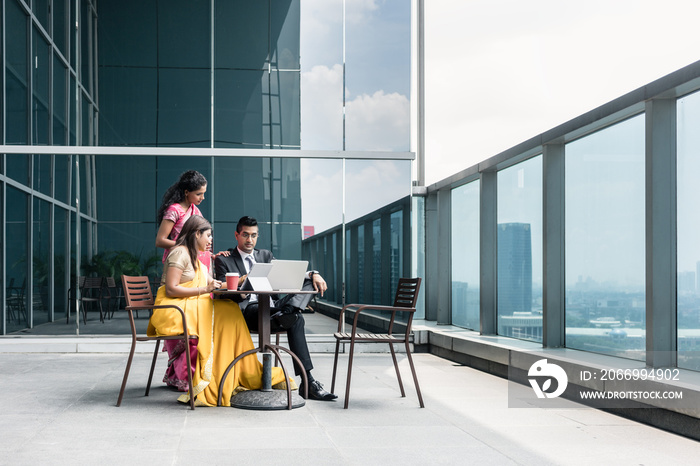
[184,337,195,410]
[343,340,357,409]
[389,343,406,398]
[117,338,137,407]
[405,341,425,408]
[331,339,341,393]
[145,340,161,396]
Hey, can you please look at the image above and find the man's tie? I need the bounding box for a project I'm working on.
[245,255,254,273]
[245,255,259,304]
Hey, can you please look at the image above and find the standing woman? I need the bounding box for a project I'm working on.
[156,170,217,271]
[148,215,287,406]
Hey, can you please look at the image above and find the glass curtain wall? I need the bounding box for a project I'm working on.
[2,0,96,334]
[677,90,700,371]
[497,157,543,343]
[451,180,480,330]
[565,115,646,360]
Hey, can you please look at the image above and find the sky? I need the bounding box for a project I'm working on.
[298,0,700,236]
[424,0,700,185]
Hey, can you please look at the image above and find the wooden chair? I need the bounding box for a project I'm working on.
[117,275,195,410]
[331,278,424,409]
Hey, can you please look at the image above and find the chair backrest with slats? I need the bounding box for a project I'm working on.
[121,275,155,308]
[81,276,104,299]
[392,278,422,308]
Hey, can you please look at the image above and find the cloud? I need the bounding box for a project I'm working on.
[302,64,410,152]
[301,158,411,234]
[424,0,700,185]
[346,90,410,151]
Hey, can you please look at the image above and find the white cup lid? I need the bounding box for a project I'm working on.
[226,272,239,276]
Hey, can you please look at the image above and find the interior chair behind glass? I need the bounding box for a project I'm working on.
[331,277,424,409]
[78,276,105,324]
[118,275,195,410]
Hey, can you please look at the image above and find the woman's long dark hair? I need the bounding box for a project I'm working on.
[173,215,211,271]
[156,170,207,224]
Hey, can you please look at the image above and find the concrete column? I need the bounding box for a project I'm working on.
[645,98,677,367]
[437,188,451,324]
[480,170,497,334]
[543,143,565,347]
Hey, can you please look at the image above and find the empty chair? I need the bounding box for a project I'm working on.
[117,275,195,410]
[78,276,105,324]
[331,278,423,409]
[103,276,120,319]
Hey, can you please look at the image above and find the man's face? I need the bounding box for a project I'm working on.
[235,225,259,254]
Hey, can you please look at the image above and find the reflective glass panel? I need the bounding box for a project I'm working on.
[6,0,29,146]
[345,0,410,152]
[54,207,69,324]
[565,115,645,360]
[345,159,411,223]
[54,56,68,146]
[497,156,543,343]
[677,90,700,370]
[33,154,52,196]
[390,210,403,294]
[33,27,50,145]
[34,0,50,33]
[451,180,480,330]
[33,198,51,326]
[372,218,381,302]
[6,187,29,332]
[357,224,365,302]
[54,0,68,56]
[299,0,343,150]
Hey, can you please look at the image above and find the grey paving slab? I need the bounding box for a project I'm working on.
[0,351,698,466]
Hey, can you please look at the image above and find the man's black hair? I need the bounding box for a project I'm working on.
[236,216,258,233]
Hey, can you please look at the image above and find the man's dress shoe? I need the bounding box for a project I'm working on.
[300,380,338,401]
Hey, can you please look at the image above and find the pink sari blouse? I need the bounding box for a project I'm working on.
[161,203,211,270]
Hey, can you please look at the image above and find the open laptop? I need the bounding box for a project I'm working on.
[247,259,309,292]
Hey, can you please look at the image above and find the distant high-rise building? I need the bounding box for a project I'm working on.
[498,223,532,313]
[679,270,696,294]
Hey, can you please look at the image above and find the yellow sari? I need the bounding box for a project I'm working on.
[147,262,287,407]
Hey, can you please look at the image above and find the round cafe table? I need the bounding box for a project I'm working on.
[213,289,316,410]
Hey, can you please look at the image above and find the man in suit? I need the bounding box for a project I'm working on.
[214,215,337,401]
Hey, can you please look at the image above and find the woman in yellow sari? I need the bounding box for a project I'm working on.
[147,215,286,407]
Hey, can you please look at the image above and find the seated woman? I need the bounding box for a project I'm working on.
[147,215,287,407]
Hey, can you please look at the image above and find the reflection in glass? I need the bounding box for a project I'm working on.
[6,187,29,333]
[498,157,542,343]
[300,159,343,235]
[451,180,480,330]
[357,224,365,303]
[372,219,381,302]
[54,56,67,146]
[390,210,403,294]
[33,198,51,326]
[344,159,411,223]
[6,0,29,146]
[565,115,645,360]
[54,207,69,324]
[33,28,50,145]
[300,0,343,150]
[344,0,411,152]
[677,91,700,370]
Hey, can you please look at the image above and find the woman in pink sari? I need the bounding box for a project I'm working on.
[155,170,228,390]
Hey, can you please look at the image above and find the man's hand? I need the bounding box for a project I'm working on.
[311,272,327,297]
[212,250,231,260]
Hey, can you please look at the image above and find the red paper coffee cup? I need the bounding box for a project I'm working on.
[226,273,240,290]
